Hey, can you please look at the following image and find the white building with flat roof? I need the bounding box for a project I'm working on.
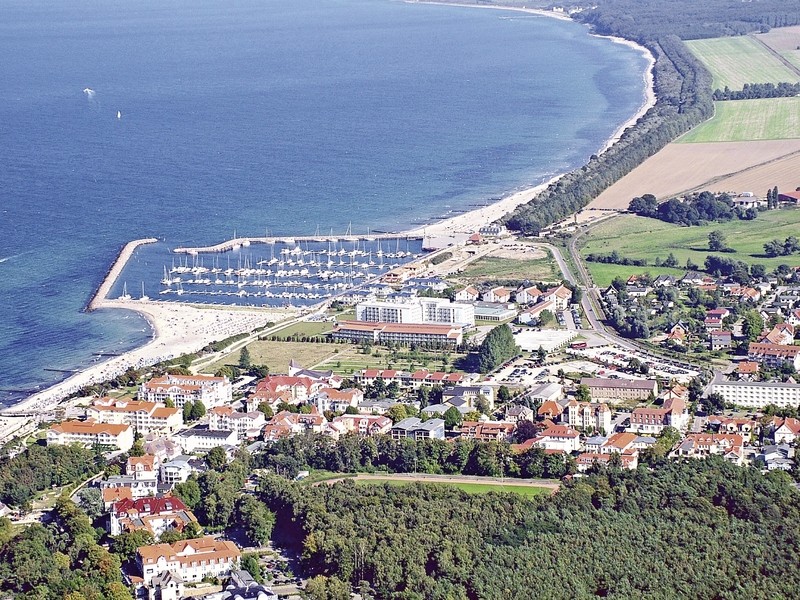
[711,381,800,409]
[356,298,474,327]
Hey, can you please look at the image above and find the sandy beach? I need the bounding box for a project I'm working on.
[3,2,657,420]
[4,300,296,415]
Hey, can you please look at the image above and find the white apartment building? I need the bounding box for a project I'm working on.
[711,381,800,409]
[139,373,232,409]
[356,298,475,327]
[137,537,240,585]
[47,420,134,452]
[208,406,266,441]
[86,398,182,436]
[175,427,237,453]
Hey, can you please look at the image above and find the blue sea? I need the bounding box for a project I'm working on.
[0,0,649,405]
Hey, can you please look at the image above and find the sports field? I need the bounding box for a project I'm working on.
[356,478,551,497]
[678,97,800,143]
[686,36,800,90]
[580,209,800,287]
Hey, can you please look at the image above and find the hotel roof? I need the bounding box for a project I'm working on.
[50,420,130,436]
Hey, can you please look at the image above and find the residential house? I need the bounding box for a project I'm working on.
[390,418,445,440]
[735,361,760,380]
[455,286,479,302]
[515,286,542,305]
[483,286,512,304]
[601,432,638,455]
[421,404,471,418]
[760,323,795,346]
[127,455,160,484]
[653,275,677,287]
[530,424,581,453]
[537,400,564,421]
[517,300,555,325]
[673,433,743,465]
[443,384,495,410]
[99,475,159,500]
[707,416,758,443]
[504,405,535,424]
[329,414,392,436]
[310,388,364,413]
[703,308,730,331]
[755,444,795,472]
[137,536,240,585]
[458,420,516,441]
[47,420,134,452]
[561,401,612,433]
[710,330,732,351]
[541,285,572,311]
[575,451,638,472]
[772,417,800,444]
[160,456,205,486]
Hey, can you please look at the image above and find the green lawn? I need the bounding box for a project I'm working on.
[678,97,800,143]
[271,320,334,338]
[580,210,800,287]
[686,37,800,90]
[201,340,340,375]
[316,346,465,376]
[357,478,551,497]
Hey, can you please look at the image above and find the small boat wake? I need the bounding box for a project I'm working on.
[0,250,34,264]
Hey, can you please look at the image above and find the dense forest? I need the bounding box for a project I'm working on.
[261,459,800,599]
[502,0,800,235]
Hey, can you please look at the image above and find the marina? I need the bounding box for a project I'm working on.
[110,235,429,309]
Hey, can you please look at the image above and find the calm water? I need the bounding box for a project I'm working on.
[0,0,648,405]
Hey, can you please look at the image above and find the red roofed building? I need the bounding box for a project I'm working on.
[629,397,688,435]
[602,432,638,455]
[562,401,611,432]
[575,451,638,472]
[760,323,795,346]
[777,191,800,204]
[253,375,322,400]
[110,495,197,538]
[748,342,800,370]
[137,536,240,585]
[530,424,581,452]
[673,433,743,464]
[772,417,800,444]
[541,284,573,311]
[330,414,392,437]
[459,420,516,441]
[537,400,564,420]
[332,321,464,348]
[87,398,182,436]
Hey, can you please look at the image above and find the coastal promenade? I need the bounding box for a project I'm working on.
[87,237,158,310]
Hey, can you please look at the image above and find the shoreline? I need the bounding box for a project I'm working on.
[3,2,656,419]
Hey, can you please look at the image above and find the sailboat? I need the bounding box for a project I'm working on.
[119,282,131,300]
[117,111,121,119]
[140,282,150,301]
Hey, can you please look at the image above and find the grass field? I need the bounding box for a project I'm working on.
[316,346,465,376]
[357,478,551,497]
[580,209,800,287]
[457,254,559,285]
[270,320,334,338]
[202,340,340,374]
[678,97,800,143]
[686,36,800,90]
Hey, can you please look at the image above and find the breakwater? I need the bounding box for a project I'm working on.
[87,238,158,311]
[174,233,424,255]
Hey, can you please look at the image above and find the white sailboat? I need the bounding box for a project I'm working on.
[117,110,121,119]
[140,282,150,301]
[119,282,131,300]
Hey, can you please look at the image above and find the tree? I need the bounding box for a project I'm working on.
[183,401,194,423]
[416,386,430,409]
[475,395,491,415]
[206,446,228,471]
[77,488,104,520]
[705,392,726,414]
[173,477,201,510]
[497,385,512,404]
[539,309,555,326]
[129,437,146,457]
[708,230,726,251]
[257,401,274,418]
[235,495,275,547]
[190,399,206,420]
[477,324,518,373]
[239,346,252,369]
[110,530,154,562]
[241,553,263,583]
[105,581,134,600]
[764,239,784,257]
[741,310,764,341]
[443,407,463,430]
[575,384,591,403]
[304,575,351,600]
[164,398,175,408]
[536,346,547,364]
[514,420,538,443]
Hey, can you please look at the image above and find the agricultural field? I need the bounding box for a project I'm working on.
[755,26,800,70]
[686,36,799,90]
[580,209,800,287]
[678,97,800,143]
[586,139,800,210]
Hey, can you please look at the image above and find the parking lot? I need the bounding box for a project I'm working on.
[568,345,699,383]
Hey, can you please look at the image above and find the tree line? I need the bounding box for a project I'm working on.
[713,81,800,101]
[259,458,800,599]
[629,191,757,225]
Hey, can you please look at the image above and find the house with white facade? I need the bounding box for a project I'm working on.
[139,374,232,409]
[87,398,182,436]
[137,537,240,585]
[47,420,134,452]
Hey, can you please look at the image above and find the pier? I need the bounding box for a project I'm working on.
[87,238,158,311]
[173,233,424,255]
